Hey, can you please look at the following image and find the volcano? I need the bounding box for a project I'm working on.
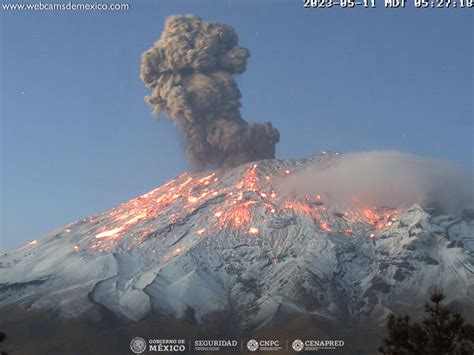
[1,152,473,354]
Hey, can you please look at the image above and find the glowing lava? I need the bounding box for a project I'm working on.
[41,161,400,253]
[248,227,259,235]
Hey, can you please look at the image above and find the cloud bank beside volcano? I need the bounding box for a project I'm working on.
[140,15,279,169]
[278,151,473,215]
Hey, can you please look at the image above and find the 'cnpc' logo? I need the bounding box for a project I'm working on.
[246,339,259,352]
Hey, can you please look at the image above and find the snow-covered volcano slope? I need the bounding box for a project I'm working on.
[1,152,473,330]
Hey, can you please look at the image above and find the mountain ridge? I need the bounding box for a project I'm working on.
[1,152,473,340]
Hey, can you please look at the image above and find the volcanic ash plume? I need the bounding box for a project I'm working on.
[140,15,280,169]
[277,151,473,215]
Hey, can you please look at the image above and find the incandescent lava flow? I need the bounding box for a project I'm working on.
[34,152,400,254]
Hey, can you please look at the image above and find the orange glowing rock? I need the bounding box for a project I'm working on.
[248,227,259,235]
[163,246,187,261]
[124,212,147,225]
[319,222,332,233]
[196,228,205,235]
[95,227,123,239]
[27,240,38,247]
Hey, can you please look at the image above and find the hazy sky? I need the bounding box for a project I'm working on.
[0,0,472,251]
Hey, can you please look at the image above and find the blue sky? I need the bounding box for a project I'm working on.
[1,0,472,251]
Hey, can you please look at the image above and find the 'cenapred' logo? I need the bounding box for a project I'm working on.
[292,339,304,352]
[247,339,259,352]
[130,337,147,354]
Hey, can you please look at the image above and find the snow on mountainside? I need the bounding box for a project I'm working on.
[1,152,473,331]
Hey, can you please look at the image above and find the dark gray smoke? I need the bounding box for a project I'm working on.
[140,15,280,169]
